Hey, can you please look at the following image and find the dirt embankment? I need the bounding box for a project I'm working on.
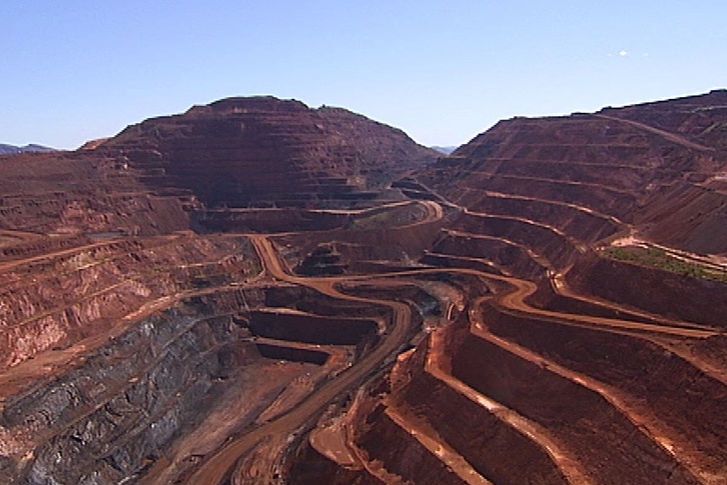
[450,329,699,485]
[428,233,546,278]
[566,254,727,327]
[249,311,378,346]
[264,286,389,319]
[449,214,576,270]
[191,209,350,233]
[255,343,330,365]
[277,204,446,270]
[287,440,380,485]
[399,343,567,484]
[526,278,656,323]
[480,301,727,476]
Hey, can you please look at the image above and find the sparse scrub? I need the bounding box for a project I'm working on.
[602,246,727,283]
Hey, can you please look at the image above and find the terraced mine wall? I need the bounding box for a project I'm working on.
[467,195,619,244]
[105,97,436,209]
[637,183,727,254]
[420,251,502,275]
[427,234,546,278]
[449,329,700,484]
[0,234,258,370]
[249,311,378,346]
[0,151,192,236]
[278,209,446,269]
[355,411,467,484]
[2,92,727,484]
[525,278,657,323]
[0,185,191,236]
[264,286,391,320]
[1,295,258,484]
[449,213,577,270]
[0,235,90,262]
[339,283,440,318]
[480,301,727,476]
[255,343,329,365]
[191,209,350,233]
[567,254,727,327]
[399,357,568,484]
[287,443,378,485]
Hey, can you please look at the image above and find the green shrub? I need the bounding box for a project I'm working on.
[601,246,727,283]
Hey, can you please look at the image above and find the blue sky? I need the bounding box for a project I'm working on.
[1,1,725,149]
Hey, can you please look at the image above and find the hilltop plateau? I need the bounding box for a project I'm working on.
[0,92,725,484]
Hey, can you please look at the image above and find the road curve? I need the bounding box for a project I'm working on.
[181,235,414,485]
[594,114,715,152]
[315,265,717,340]
[176,202,716,483]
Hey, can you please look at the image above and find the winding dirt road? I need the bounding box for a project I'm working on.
[182,235,414,485]
[594,114,715,153]
[174,196,720,483]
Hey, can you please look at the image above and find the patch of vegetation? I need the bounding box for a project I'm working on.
[602,246,727,283]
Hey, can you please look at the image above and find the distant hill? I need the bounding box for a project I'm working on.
[0,143,56,155]
[430,145,457,154]
[103,96,439,207]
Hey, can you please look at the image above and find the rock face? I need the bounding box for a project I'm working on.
[0,150,190,236]
[103,96,438,208]
[1,92,727,484]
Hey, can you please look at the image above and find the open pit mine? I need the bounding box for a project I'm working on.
[1,91,727,484]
